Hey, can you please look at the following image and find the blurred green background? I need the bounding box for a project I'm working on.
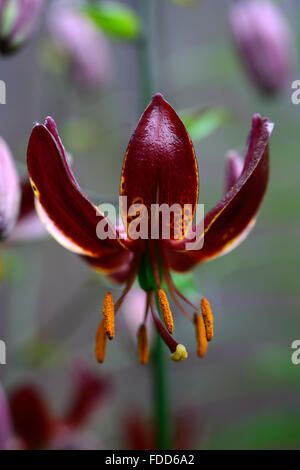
[1,0,300,450]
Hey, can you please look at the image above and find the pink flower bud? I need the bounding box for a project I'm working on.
[229,0,295,95]
[0,0,43,54]
[48,2,113,88]
[0,137,20,239]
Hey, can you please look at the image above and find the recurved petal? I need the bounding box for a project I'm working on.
[120,94,198,240]
[27,117,127,265]
[164,114,272,270]
[64,364,108,429]
[0,137,20,239]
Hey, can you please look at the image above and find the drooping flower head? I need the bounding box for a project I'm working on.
[27,94,272,364]
[229,0,295,96]
[0,0,43,55]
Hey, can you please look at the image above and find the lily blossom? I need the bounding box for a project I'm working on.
[27,94,273,364]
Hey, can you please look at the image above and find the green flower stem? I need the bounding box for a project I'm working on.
[137,0,158,112]
[153,291,172,450]
[137,0,170,450]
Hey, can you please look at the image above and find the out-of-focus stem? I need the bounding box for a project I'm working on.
[137,0,158,111]
[137,0,170,451]
[153,291,172,450]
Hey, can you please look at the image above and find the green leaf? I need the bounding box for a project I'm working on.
[20,340,65,369]
[82,2,142,40]
[1,251,24,283]
[170,0,199,5]
[170,272,198,300]
[180,107,230,142]
[206,412,300,450]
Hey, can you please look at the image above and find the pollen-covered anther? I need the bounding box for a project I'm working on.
[201,297,213,341]
[194,313,207,358]
[137,324,149,365]
[95,320,107,363]
[158,289,174,334]
[170,344,188,362]
[103,292,115,340]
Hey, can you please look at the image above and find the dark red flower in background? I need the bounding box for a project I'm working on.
[8,365,108,450]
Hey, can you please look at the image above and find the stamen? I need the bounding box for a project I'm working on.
[201,298,213,341]
[103,292,114,340]
[159,246,197,321]
[149,293,188,362]
[194,313,207,358]
[95,320,107,363]
[137,324,149,365]
[170,344,188,362]
[158,289,174,334]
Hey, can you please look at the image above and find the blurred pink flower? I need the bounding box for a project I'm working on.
[119,286,154,343]
[0,137,46,246]
[0,0,43,54]
[48,1,113,88]
[229,0,295,95]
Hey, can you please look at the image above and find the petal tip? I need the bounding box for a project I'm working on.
[266,121,274,136]
[151,93,165,105]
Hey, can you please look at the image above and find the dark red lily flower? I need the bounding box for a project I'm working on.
[125,408,199,450]
[8,365,108,450]
[27,94,272,363]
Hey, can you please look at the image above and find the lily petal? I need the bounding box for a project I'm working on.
[0,137,20,239]
[64,364,108,429]
[27,117,128,269]
[120,94,198,240]
[9,385,55,450]
[164,115,272,271]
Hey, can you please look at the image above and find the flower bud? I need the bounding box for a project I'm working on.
[0,0,43,54]
[229,0,295,95]
[0,137,20,239]
[48,2,113,88]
